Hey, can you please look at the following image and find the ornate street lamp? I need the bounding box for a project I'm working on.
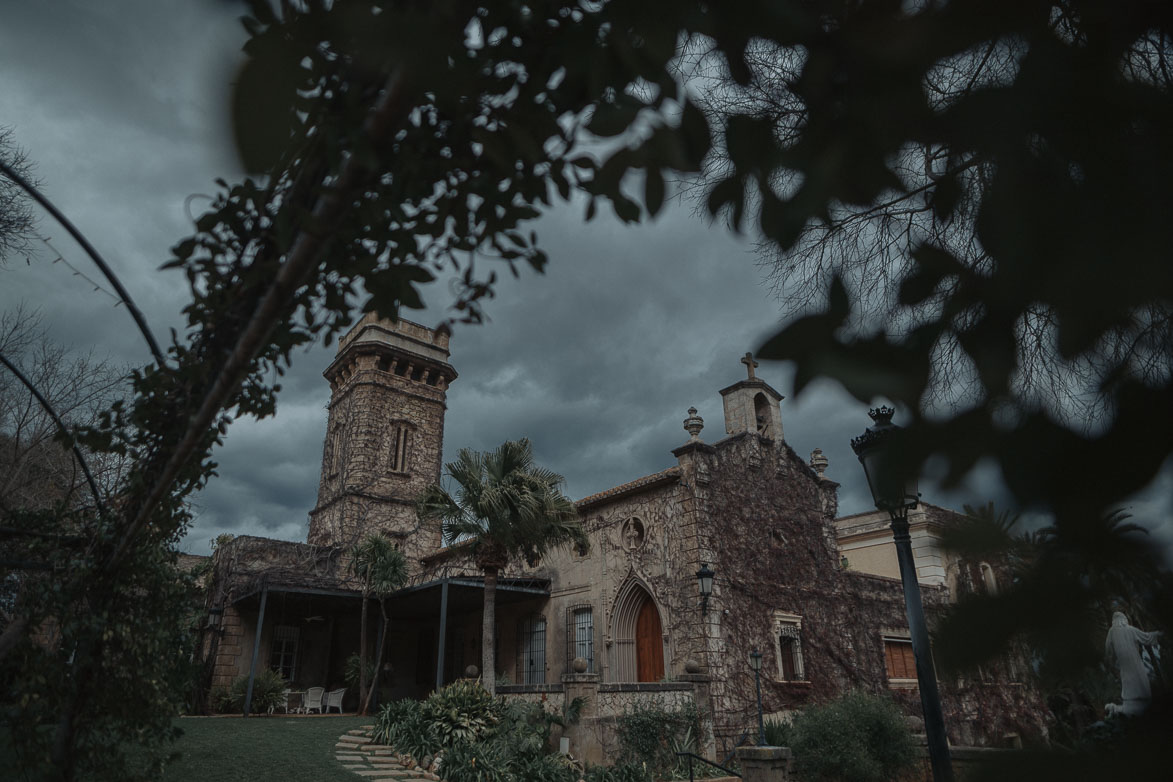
[749,648,765,745]
[696,563,715,613]
[851,407,953,782]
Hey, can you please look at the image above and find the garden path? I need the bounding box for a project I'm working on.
[334,726,440,781]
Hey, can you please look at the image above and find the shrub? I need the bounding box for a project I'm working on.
[421,678,500,747]
[376,698,442,759]
[616,699,705,778]
[507,750,578,782]
[374,698,422,745]
[440,739,512,782]
[210,686,235,714]
[763,716,792,748]
[216,669,287,715]
[584,763,652,782]
[788,692,916,782]
[345,652,375,690]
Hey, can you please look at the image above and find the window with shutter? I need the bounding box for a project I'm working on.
[884,638,917,681]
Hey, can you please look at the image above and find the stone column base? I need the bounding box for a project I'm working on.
[735,746,792,782]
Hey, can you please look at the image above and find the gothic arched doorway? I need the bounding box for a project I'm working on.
[613,579,665,682]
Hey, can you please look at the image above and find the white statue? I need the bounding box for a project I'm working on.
[1104,611,1163,716]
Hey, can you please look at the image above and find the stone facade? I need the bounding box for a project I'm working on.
[202,315,1050,753]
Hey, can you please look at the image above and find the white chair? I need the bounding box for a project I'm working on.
[325,687,346,714]
[304,686,325,714]
[268,688,293,714]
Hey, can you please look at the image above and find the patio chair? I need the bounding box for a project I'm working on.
[325,688,346,714]
[304,686,325,714]
[268,688,293,714]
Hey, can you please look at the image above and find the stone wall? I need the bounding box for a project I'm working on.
[497,677,712,765]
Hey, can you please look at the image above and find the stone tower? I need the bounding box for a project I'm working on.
[307,314,457,562]
[719,352,785,442]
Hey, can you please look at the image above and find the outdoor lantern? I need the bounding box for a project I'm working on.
[749,648,765,745]
[850,406,919,512]
[696,563,715,602]
[207,606,223,631]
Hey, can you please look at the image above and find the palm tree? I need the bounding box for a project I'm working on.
[350,531,409,715]
[417,438,587,695]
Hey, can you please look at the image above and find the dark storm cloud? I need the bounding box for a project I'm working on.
[8,1,1163,559]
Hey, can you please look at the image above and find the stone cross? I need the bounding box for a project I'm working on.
[741,352,759,380]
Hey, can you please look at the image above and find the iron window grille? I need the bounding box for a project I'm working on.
[566,604,594,673]
[517,614,546,685]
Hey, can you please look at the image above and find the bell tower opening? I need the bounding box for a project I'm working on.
[719,352,785,442]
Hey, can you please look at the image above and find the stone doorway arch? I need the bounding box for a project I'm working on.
[612,577,665,682]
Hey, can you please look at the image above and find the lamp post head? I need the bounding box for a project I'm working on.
[850,406,919,512]
[696,563,715,599]
[749,648,763,672]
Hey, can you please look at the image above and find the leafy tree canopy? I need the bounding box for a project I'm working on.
[4,0,1173,777]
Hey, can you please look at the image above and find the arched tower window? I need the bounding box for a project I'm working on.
[388,422,412,473]
[612,578,664,682]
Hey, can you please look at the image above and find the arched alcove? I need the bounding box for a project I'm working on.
[980,562,998,595]
[612,577,665,682]
[753,392,773,438]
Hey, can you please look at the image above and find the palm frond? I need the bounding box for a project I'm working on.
[418,438,587,567]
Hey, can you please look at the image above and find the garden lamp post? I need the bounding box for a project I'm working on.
[750,648,765,745]
[851,407,953,782]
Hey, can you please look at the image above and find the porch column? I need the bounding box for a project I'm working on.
[434,579,449,692]
[243,584,268,717]
[679,671,716,760]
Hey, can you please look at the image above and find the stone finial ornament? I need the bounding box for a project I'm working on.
[573,657,589,673]
[684,659,701,674]
[684,407,704,441]
[810,448,829,479]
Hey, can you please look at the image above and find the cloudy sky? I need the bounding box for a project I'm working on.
[2,1,1168,556]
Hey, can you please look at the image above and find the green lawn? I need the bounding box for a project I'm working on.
[163,715,372,781]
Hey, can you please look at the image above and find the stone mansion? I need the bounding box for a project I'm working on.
[198,315,1049,756]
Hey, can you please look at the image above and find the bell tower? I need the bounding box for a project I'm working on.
[719,352,784,443]
[307,314,457,560]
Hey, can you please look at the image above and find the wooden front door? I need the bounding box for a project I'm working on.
[635,598,664,682]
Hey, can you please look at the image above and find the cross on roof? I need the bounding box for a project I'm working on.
[741,352,759,380]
